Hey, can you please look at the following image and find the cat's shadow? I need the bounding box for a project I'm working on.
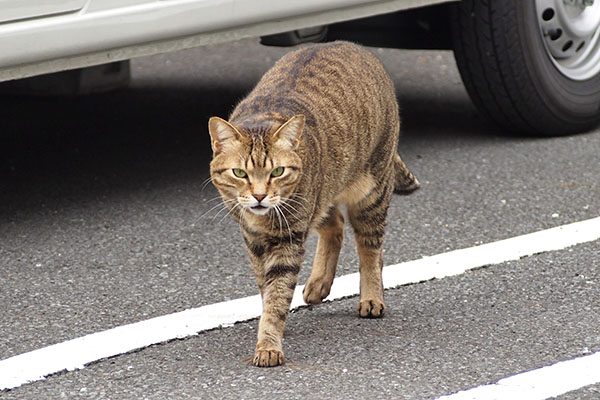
[0,83,501,220]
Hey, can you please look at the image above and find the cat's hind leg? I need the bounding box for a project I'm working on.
[347,179,393,318]
[303,206,344,304]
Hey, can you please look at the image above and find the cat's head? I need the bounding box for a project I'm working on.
[207,115,304,216]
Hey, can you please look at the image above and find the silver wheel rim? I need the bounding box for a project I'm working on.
[536,0,600,80]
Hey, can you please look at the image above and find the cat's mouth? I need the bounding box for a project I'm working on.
[249,204,271,215]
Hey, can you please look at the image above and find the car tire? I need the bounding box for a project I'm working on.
[450,0,600,136]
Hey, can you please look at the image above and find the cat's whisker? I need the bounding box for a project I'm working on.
[217,201,242,224]
[192,198,235,225]
[199,197,232,218]
[206,196,227,203]
[275,206,287,238]
[283,199,305,213]
[279,201,301,220]
[274,205,283,237]
[285,196,310,214]
[200,176,215,192]
[209,200,238,223]
[213,205,231,221]
[276,205,293,245]
[290,193,307,200]
[210,198,236,214]
[278,202,300,223]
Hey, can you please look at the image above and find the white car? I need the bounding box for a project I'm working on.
[1,0,599,136]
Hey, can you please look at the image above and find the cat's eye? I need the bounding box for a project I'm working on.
[232,168,247,178]
[271,167,285,177]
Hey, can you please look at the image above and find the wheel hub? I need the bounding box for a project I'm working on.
[536,0,600,80]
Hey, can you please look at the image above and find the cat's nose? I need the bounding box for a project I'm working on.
[253,194,266,202]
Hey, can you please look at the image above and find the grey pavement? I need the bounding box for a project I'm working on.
[1,38,599,399]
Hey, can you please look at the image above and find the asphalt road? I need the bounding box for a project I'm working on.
[1,38,599,399]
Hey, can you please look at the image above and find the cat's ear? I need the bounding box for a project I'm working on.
[208,117,243,154]
[272,115,304,150]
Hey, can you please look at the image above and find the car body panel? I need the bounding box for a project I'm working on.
[0,0,455,82]
[0,0,87,23]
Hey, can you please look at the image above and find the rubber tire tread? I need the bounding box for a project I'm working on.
[451,0,600,136]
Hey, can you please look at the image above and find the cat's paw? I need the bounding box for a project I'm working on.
[357,299,385,318]
[253,349,285,367]
[303,278,332,304]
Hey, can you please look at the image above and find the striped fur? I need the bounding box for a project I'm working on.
[208,42,419,367]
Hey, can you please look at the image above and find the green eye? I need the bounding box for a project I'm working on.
[271,167,284,177]
[232,168,247,178]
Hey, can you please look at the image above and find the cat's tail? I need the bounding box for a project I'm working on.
[393,153,420,195]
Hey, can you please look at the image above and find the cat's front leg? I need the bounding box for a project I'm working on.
[253,243,304,367]
[243,234,267,298]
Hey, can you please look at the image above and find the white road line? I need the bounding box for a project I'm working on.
[1,216,599,391]
[436,351,600,400]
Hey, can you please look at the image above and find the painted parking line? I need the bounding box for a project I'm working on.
[436,351,600,400]
[1,216,599,391]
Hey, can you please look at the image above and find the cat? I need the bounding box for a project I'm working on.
[207,41,419,367]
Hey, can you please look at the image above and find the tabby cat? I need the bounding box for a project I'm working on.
[208,41,419,367]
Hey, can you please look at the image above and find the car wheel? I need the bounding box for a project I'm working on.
[451,0,600,136]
